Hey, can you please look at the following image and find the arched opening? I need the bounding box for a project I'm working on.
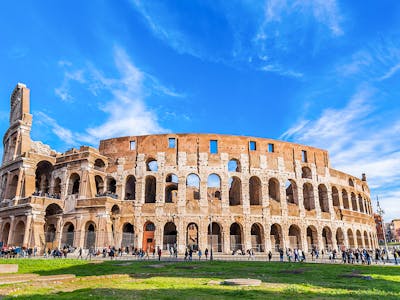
[44,203,63,248]
[146,158,158,172]
[85,222,96,249]
[186,174,200,201]
[249,176,262,205]
[322,227,332,250]
[336,228,345,250]
[186,222,199,251]
[364,231,370,249]
[207,174,221,201]
[307,226,318,251]
[7,175,18,199]
[165,174,178,203]
[230,222,243,251]
[125,175,136,200]
[122,223,135,248]
[111,204,120,215]
[270,223,283,251]
[318,184,329,213]
[348,178,354,187]
[35,161,53,196]
[288,225,301,249]
[45,223,56,244]
[208,222,222,252]
[286,179,298,205]
[358,195,364,213]
[332,186,339,207]
[95,175,104,195]
[13,221,25,245]
[301,166,312,179]
[1,223,10,246]
[356,230,363,248]
[145,176,156,203]
[228,159,241,172]
[62,223,75,247]
[53,177,61,197]
[142,221,155,252]
[303,183,315,211]
[347,229,355,248]
[163,222,177,250]
[268,178,280,202]
[251,223,264,252]
[94,159,105,170]
[106,177,116,194]
[68,173,80,195]
[229,176,242,206]
[342,190,349,209]
[351,193,357,211]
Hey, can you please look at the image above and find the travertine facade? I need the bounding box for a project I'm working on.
[0,84,378,254]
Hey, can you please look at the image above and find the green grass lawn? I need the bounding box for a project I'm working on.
[0,259,399,299]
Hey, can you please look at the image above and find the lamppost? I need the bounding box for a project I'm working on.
[376,197,389,260]
[209,215,213,261]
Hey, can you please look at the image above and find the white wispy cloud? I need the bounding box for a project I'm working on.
[44,46,185,147]
[54,64,86,102]
[261,64,303,78]
[280,86,400,220]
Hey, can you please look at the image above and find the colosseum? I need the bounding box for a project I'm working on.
[0,83,378,254]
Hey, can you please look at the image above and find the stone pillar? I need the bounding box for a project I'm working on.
[314,186,321,219]
[23,214,33,247]
[7,216,15,245]
[243,220,251,251]
[56,216,63,248]
[298,184,305,218]
[264,222,272,252]
[223,225,230,254]
[177,218,186,253]
[279,179,288,218]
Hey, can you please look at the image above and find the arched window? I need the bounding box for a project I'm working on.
[145,176,156,203]
[342,189,349,209]
[318,184,329,213]
[68,173,80,195]
[301,167,312,179]
[35,161,53,196]
[165,174,178,203]
[249,176,262,205]
[229,176,242,206]
[303,183,315,210]
[228,159,241,172]
[186,174,200,200]
[348,178,354,187]
[351,192,357,211]
[285,179,298,205]
[106,177,116,194]
[358,194,364,213]
[268,178,280,202]
[94,159,105,170]
[95,176,104,195]
[146,158,158,172]
[207,174,221,201]
[332,186,339,207]
[125,176,136,200]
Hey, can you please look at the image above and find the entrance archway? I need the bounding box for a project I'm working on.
[143,222,155,252]
[208,222,222,252]
[186,223,199,251]
[288,225,301,249]
[270,223,282,251]
[230,222,243,251]
[251,223,264,252]
[62,223,75,247]
[122,223,135,248]
[306,226,318,251]
[163,222,177,250]
[13,221,25,246]
[85,222,96,249]
[347,229,355,248]
[1,223,10,246]
[364,231,370,249]
[322,227,333,250]
[336,228,345,250]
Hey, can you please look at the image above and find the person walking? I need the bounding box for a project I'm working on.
[157,247,162,261]
[198,249,202,260]
[78,247,83,259]
[205,248,209,260]
[268,250,272,262]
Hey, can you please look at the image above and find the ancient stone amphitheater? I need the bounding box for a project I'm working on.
[0,84,377,254]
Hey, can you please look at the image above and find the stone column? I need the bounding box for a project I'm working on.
[23,214,33,247]
[223,225,230,254]
[7,216,15,245]
[243,220,252,251]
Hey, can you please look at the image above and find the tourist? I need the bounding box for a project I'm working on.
[393,250,398,265]
[157,247,162,261]
[268,250,272,262]
[189,248,193,261]
[279,248,284,262]
[205,248,209,260]
[78,247,83,259]
[198,248,202,260]
[184,248,188,261]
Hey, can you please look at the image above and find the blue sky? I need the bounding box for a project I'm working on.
[1,0,400,220]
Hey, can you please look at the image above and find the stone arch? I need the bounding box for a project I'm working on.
[270,223,283,251]
[301,166,312,179]
[228,159,241,172]
[318,184,329,212]
[143,221,155,251]
[342,189,349,209]
[85,222,96,249]
[306,225,318,251]
[68,173,80,195]
[286,179,298,205]
[111,204,120,215]
[303,183,315,210]
[165,174,178,203]
[230,222,243,251]
[356,229,363,248]
[348,178,354,187]
[187,222,199,251]
[322,226,333,250]
[53,177,61,197]
[288,225,301,249]
[208,222,222,252]
[207,174,221,201]
[358,194,364,213]
[251,223,265,252]
[122,223,135,248]
[94,158,105,170]
[163,222,177,250]
[95,175,104,195]
[106,177,116,194]
[336,228,345,249]
[364,231,370,249]
[186,173,200,201]
[351,193,357,211]
[347,229,355,248]
[13,221,25,246]
[7,175,18,199]
[35,160,53,196]
[125,175,136,200]
[249,176,262,205]
[45,203,63,217]
[1,223,10,246]
[229,176,242,206]
[146,158,158,172]
[145,175,156,203]
[268,178,280,202]
[332,186,340,207]
[62,222,75,247]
